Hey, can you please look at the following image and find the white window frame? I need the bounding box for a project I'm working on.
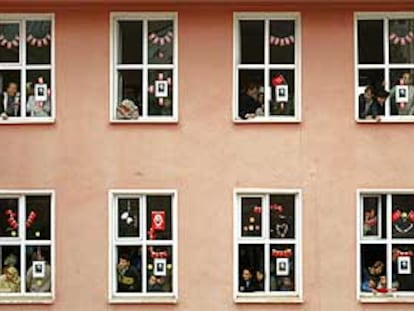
[0,14,55,124]
[110,13,179,123]
[357,189,414,303]
[108,189,178,304]
[0,190,55,304]
[233,188,303,303]
[233,12,301,123]
[355,12,414,123]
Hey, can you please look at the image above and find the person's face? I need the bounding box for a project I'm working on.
[364,90,373,101]
[247,87,258,99]
[7,83,17,96]
[258,93,264,104]
[256,271,264,281]
[242,269,252,281]
[368,279,376,289]
[403,73,411,84]
[377,96,386,105]
[118,258,129,269]
[149,275,157,285]
[379,276,386,285]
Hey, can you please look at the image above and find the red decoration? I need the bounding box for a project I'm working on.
[151,211,166,231]
[148,73,172,106]
[5,209,18,230]
[392,209,402,223]
[270,204,284,213]
[26,210,37,228]
[398,250,414,257]
[390,31,414,46]
[148,31,173,46]
[271,248,293,258]
[269,35,294,47]
[148,246,169,259]
[271,75,286,87]
[253,206,262,214]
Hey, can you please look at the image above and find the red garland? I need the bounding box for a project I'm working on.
[148,31,173,46]
[26,210,37,228]
[5,209,18,230]
[271,248,293,258]
[398,250,414,257]
[389,31,414,46]
[270,203,284,213]
[252,206,262,214]
[270,35,294,47]
[148,246,169,259]
[0,35,19,49]
[27,34,51,48]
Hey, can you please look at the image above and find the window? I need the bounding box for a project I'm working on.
[109,190,177,303]
[233,13,301,122]
[356,13,414,122]
[358,190,414,302]
[234,189,302,303]
[110,13,178,123]
[0,191,54,303]
[0,15,54,123]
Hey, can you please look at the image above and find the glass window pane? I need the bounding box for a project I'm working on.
[239,20,264,64]
[269,20,295,64]
[357,69,386,119]
[392,245,414,291]
[389,19,414,64]
[26,20,51,65]
[269,69,295,116]
[389,69,414,116]
[241,197,262,238]
[25,246,51,293]
[238,69,264,119]
[118,21,142,65]
[148,69,173,116]
[0,199,19,237]
[360,244,387,294]
[270,194,295,239]
[25,195,51,240]
[147,245,173,292]
[392,194,414,238]
[238,244,264,292]
[358,20,384,64]
[118,198,140,238]
[148,20,173,65]
[26,70,51,117]
[146,195,172,240]
[0,23,19,63]
[0,70,21,118]
[270,244,295,291]
[116,246,142,293]
[116,70,141,119]
[0,245,20,293]
[362,195,386,239]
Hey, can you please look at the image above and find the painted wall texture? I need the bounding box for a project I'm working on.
[0,2,414,311]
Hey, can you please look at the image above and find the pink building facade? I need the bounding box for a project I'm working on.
[0,1,413,310]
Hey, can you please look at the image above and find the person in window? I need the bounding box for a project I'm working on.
[255,270,264,291]
[116,99,139,120]
[358,85,376,119]
[0,266,20,292]
[0,82,20,119]
[238,82,261,119]
[117,254,140,292]
[26,252,51,292]
[390,72,414,115]
[255,87,265,117]
[239,268,258,292]
[26,82,51,117]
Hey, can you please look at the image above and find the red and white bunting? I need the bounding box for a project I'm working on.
[148,31,173,46]
[389,31,414,46]
[270,35,295,47]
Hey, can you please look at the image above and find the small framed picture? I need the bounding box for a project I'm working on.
[276,258,289,276]
[32,260,45,278]
[34,83,47,102]
[153,258,167,276]
[155,80,168,98]
[398,256,411,275]
[275,85,288,102]
[396,85,409,103]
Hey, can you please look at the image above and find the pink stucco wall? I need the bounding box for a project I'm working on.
[0,2,414,310]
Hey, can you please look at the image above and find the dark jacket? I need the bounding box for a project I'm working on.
[0,93,20,117]
[239,93,260,119]
[117,265,140,292]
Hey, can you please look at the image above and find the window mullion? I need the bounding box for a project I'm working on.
[142,195,147,293]
[142,20,148,118]
[21,20,26,118]
[384,17,391,117]
[386,193,393,290]
[264,19,270,118]
[19,195,26,294]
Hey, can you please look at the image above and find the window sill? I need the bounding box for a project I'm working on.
[110,118,178,124]
[0,117,55,124]
[359,294,414,303]
[234,295,303,304]
[109,295,177,304]
[356,117,414,123]
[233,117,301,124]
[0,295,54,304]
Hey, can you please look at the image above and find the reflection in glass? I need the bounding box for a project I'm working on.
[0,23,19,63]
[117,70,142,119]
[269,20,295,64]
[148,70,173,116]
[146,245,173,292]
[148,20,173,64]
[238,244,264,292]
[26,20,51,65]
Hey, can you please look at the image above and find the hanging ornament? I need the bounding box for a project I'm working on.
[269,35,294,47]
[390,30,414,46]
[5,209,18,231]
[0,24,19,49]
[252,206,262,214]
[271,75,286,87]
[26,21,51,48]
[151,211,166,231]
[271,248,293,258]
[148,72,172,106]
[148,246,169,259]
[26,210,37,228]
[148,31,173,46]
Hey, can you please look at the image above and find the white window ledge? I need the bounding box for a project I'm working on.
[360,294,414,303]
[0,296,54,304]
[233,117,301,124]
[356,117,414,123]
[110,118,178,124]
[109,295,177,304]
[0,118,55,125]
[234,296,303,304]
